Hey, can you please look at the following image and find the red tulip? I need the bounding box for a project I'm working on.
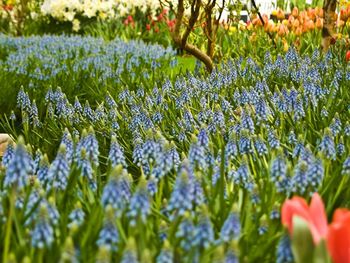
[2,4,13,11]
[340,9,349,23]
[282,193,328,244]
[157,13,164,21]
[328,209,350,263]
[346,50,350,62]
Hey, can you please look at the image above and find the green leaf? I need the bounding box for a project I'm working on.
[313,240,332,263]
[291,216,315,263]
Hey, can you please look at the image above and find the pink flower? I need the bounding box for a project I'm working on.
[281,193,328,244]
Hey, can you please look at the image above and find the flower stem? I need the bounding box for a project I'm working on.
[3,187,15,263]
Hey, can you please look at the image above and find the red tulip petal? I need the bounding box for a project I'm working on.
[291,196,309,208]
[282,197,311,235]
[328,214,350,263]
[333,209,350,223]
[309,193,328,241]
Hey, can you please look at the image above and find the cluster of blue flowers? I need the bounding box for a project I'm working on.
[1,45,350,262]
[0,35,176,106]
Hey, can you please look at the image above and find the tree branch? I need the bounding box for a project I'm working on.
[181,41,214,71]
[170,0,215,72]
[174,0,184,37]
[181,0,201,46]
[322,0,337,51]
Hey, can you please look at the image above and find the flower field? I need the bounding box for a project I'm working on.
[1,1,350,263]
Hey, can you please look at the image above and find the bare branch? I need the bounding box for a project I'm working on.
[216,0,225,25]
[183,41,214,71]
[173,0,184,37]
[182,0,202,46]
[159,0,174,12]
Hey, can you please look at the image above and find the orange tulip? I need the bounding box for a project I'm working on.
[288,15,294,23]
[292,7,299,18]
[292,19,300,28]
[327,209,350,263]
[315,7,324,18]
[315,17,323,29]
[262,14,269,24]
[294,26,302,36]
[306,19,315,31]
[277,8,285,20]
[307,8,316,20]
[287,16,294,28]
[300,10,307,20]
[281,193,328,244]
[252,17,262,26]
[264,20,275,33]
[277,24,288,36]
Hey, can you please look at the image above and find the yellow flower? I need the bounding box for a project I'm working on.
[229,26,237,33]
[72,19,80,32]
[283,40,289,52]
[99,11,107,20]
[238,21,247,31]
[271,10,278,16]
[6,0,16,5]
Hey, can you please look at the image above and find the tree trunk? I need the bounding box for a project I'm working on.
[171,0,214,72]
[173,36,214,72]
[322,0,337,51]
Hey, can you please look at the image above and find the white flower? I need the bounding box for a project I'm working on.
[30,12,38,20]
[64,11,75,22]
[40,0,177,22]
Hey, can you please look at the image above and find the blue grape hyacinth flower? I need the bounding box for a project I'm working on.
[47,144,70,191]
[4,137,31,189]
[31,204,54,249]
[220,210,241,243]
